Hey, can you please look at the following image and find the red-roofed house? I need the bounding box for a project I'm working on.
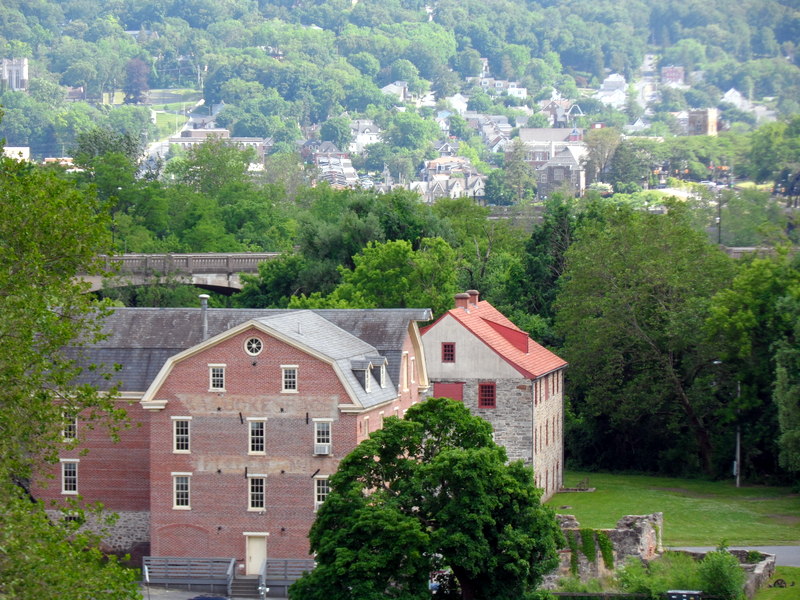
[421,291,567,500]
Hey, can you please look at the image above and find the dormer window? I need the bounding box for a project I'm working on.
[380,364,386,388]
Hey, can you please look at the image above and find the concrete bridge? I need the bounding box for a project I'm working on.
[80,253,280,294]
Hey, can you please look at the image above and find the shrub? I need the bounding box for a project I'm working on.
[617,552,702,599]
[698,548,746,600]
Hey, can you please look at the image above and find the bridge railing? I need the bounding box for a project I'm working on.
[99,253,280,275]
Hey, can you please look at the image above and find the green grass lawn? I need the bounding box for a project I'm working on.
[154,111,187,138]
[754,567,800,600]
[546,472,800,546]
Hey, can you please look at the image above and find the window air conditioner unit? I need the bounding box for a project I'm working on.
[314,443,331,456]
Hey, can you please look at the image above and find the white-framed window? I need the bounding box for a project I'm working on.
[410,357,416,384]
[365,365,372,393]
[248,475,266,510]
[245,337,263,356]
[209,364,226,391]
[362,416,369,434]
[401,352,409,391]
[62,412,77,441]
[313,419,332,455]
[248,418,266,455]
[172,417,191,453]
[314,477,329,511]
[173,473,192,509]
[61,459,78,494]
[281,366,298,393]
[380,364,387,388]
[378,411,384,429]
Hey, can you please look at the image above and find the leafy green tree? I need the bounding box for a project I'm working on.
[123,57,150,104]
[583,127,622,184]
[503,137,536,204]
[320,114,352,151]
[292,238,458,316]
[775,318,800,473]
[707,250,800,479]
[0,141,139,598]
[556,202,736,475]
[289,398,562,600]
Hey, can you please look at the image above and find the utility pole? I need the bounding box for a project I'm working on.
[735,381,741,488]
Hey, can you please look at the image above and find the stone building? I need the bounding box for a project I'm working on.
[420,291,567,500]
[33,306,431,568]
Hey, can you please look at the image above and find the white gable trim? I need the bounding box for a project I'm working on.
[140,319,363,410]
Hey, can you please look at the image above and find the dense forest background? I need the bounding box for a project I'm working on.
[1,0,799,156]
[1,0,799,485]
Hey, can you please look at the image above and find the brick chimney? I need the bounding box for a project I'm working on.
[454,293,470,310]
[466,289,479,307]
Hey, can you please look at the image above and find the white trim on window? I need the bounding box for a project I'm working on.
[172,416,192,453]
[248,418,267,455]
[365,365,372,392]
[62,412,77,441]
[281,365,298,393]
[313,419,332,455]
[209,364,226,391]
[61,459,79,495]
[401,352,409,391]
[314,476,330,511]
[172,472,192,510]
[380,364,387,388]
[410,357,416,384]
[248,475,267,511]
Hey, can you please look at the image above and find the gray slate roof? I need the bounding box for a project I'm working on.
[69,307,431,405]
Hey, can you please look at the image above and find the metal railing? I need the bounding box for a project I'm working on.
[97,253,280,275]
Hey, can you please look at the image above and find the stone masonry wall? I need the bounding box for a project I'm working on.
[543,513,664,587]
[46,509,150,553]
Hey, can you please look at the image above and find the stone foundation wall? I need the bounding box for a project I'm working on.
[47,509,150,554]
[543,512,663,587]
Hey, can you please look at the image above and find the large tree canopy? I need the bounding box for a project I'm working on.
[0,143,139,597]
[555,201,737,475]
[290,398,562,600]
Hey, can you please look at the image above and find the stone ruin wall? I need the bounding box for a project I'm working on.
[544,512,775,599]
[543,512,664,587]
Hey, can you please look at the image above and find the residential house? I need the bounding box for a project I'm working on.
[380,80,411,103]
[517,127,585,168]
[660,65,685,87]
[535,145,588,200]
[445,93,470,115]
[349,119,381,154]
[421,291,567,500]
[34,306,431,569]
[594,73,627,110]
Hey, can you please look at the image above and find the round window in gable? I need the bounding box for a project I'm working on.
[245,337,263,356]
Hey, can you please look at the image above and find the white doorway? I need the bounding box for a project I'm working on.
[244,533,268,575]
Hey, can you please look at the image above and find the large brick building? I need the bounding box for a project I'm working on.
[34,305,431,570]
[421,291,567,500]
